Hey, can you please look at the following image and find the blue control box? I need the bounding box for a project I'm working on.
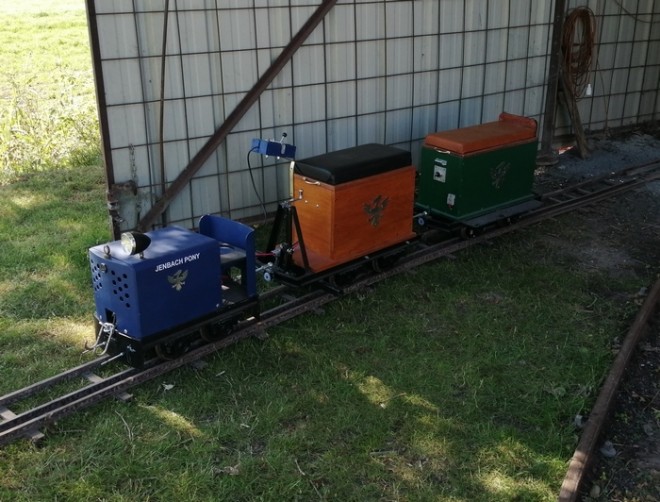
[89,227,221,340]
[251,138,296,159]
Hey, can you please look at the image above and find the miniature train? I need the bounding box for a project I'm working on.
[86,113,540,367]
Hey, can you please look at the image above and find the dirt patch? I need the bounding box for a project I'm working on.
[579,182,660,277]
[583,316,660,502]
[553,133,660,180]
[579,182,660,501]
[537,131,660,501]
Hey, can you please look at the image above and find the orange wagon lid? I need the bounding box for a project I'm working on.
[424,112,538,155]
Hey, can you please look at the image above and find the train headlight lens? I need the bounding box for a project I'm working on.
[120,231,151,256]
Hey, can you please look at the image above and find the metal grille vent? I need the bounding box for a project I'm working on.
[90,259,131,309]
[109,269,131,309]
[90,259,104,292]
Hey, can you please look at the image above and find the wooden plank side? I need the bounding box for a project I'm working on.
[293,166,415,272]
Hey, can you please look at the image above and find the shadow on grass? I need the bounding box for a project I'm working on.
[169,243,626,501]
[1,177,648,501]
[68,242,618,501]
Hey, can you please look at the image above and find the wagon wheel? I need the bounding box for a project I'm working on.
[372,254,400,273]
[459,226,476,239]
[155,339,190,360]
[508,214,521,225]
[328,271,352,289]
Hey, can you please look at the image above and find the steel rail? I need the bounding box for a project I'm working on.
[559,276,660,502]
[2,159,659,447]
[0,289,331,447]
[0,366,140,437]
[0,355,109,408]
[538,158,660,200]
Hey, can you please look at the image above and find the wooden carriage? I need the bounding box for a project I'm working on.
[289,143,416,273]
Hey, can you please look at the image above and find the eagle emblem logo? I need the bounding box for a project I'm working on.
[490,161,511,189]
[364,195,389,227]
[168,269,188,291]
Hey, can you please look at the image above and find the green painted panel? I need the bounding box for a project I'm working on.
[416,140,537,221]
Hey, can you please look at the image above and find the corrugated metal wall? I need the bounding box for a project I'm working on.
[86,0,660,234]
[562,0,659,134]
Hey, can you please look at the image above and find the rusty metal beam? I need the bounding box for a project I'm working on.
[559,275,660,501]
[137,0,338,232]
[537,0,567,165]
[85,0,121,238]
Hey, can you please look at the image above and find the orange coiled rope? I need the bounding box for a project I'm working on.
[562,7,596,100]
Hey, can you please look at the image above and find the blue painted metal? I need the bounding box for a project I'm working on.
[89,227,222,340]
[198,215,258,298]
[251,138,296,159]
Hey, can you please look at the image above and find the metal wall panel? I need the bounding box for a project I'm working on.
[560,0,660,135]
[86,0,659,233]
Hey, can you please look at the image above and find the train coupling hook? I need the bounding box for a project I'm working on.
[83,321,117,356]
[256,262,275,282]
[413,210,429,227]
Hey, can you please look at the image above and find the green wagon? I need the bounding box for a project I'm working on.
[416,113,541,231]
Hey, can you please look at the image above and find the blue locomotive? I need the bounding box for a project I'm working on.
[87,215,258,367]
[87,113,539,367]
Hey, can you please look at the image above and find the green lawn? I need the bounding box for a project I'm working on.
[1,175,642,500]
[0,2,653,501]
[0,0,98,182]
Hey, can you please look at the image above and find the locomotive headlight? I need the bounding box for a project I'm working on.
[120,231,151,256]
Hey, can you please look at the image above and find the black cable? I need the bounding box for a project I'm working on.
[158,0,170,199]
[246,147,268,226]
[614,0,660,24]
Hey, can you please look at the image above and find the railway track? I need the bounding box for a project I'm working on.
[1,159,660,450]
[559,275,660,502]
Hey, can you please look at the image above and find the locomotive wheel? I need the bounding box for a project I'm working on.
[200,321,234,342]
[200,325,214,342]
[155,339,190,360]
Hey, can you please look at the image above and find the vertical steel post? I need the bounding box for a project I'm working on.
[538,0,568,164]
[85,0,120,237]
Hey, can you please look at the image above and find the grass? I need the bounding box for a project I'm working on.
[0,0,99,182]
[1,174,647,500]
[0,165,108,385]
[0,2,655,501]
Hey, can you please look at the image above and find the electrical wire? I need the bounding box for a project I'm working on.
[246,147,268,226]
[158,0,170,213]
[562,7,596,100]
[614,0,660,24]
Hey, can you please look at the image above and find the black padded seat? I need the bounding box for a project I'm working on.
[294,143,412,185]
